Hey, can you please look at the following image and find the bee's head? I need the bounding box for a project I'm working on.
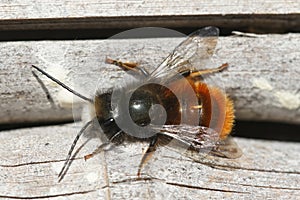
[94,91,121,140]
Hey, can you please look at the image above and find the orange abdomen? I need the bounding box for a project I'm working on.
[167,78,235,140]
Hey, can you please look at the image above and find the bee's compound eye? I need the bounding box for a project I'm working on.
[103,118,114,127]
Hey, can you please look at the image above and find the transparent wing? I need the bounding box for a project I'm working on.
[153,124,219,150]
[150,26,219,79]
[210,137,243,159]
[151,124,242,159]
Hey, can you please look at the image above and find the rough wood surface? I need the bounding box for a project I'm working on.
[1,33,299,125]
[0,0,299,32]
[0,123,299,199]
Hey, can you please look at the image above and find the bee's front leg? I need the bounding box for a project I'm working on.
[137,135,158,176]
[84,130,124,160]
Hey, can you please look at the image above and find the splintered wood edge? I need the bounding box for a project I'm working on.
[1,34,299,125]
[0,123,299,199]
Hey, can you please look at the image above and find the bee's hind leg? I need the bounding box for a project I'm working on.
[137,136,158,177]
[190,63,229,78]
[105,57,149,77]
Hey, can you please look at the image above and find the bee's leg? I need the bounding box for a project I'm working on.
[105,57,149,77]
[190,63,229,78]
[83,142,111,160]
[137,136,158,176]
[84,130,123,160]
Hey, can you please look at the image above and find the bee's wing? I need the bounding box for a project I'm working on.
[209,137,243,159]
[151,124,219,156]
[149,26,219,79]
[151,124,242,159]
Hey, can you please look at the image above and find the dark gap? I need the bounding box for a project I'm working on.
[234,120,300,142]
[0,26,295,41]
[1,13,299,41]
[0,29,125,41]
[0,28,225,41]
[0,119,75,132]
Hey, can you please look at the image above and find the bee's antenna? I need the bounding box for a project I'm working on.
[58,119,94,182]
[31,65,94,104]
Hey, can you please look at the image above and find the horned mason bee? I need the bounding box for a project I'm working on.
[32,26,242,181]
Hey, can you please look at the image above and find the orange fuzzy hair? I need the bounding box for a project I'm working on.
[194,81,235,140]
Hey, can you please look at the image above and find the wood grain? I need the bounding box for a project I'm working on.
[0,123,299,199]
[1,33,299,125]
[0,0,299,32]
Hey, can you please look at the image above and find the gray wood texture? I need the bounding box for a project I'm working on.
[0,0,299,32]
[0,123,299,199]
[1,1,299,199]
[1,33,299,125]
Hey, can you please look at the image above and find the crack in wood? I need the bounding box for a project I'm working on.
[0,158,81,168]
[0,189,96,199]
[237,183,300,191]
[162,155,300,175]
[196,162,300,175]
[101,151,111,200]
[111,176,163,185]
[166,181,249,194]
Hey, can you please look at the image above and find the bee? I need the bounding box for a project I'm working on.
[32,26,242,181]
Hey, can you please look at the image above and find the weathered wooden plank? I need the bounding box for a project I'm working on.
[0,123,299,199]
[2,0,299,19]
[1,33,299,125]
[0,0,299,32]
